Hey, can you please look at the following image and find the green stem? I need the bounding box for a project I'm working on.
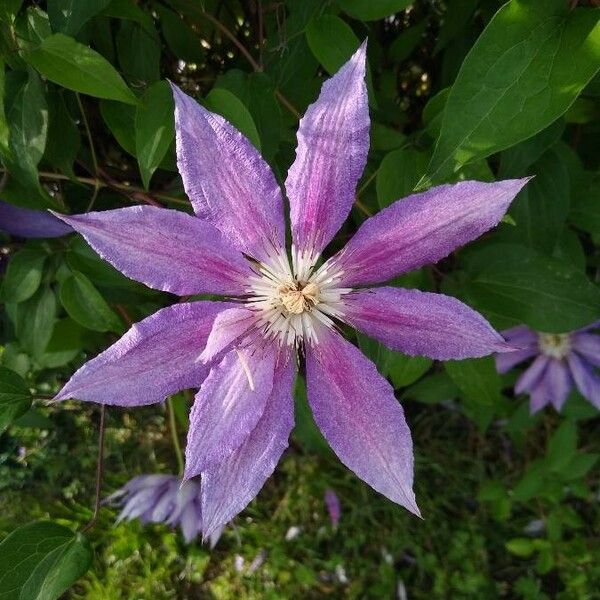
[167,398,184,476]
[75,93,101,211]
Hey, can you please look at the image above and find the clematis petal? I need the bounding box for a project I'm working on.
[55,301,231,405]
[330,178,529,287]
[341,287,509,360]
[502,325,538,349]
[201,356,296,537]
[54,206,252,296]
[572,332,600,367]
[495,348,538,374]
[180,503,200,543]
[544,359,572,411]
[529,381,552,414]
[567,353,600,409]
[286,42,369,259]
[199,307,258,363]
[184,344,277,480]
[306,327,418,515]
[171,83,285,262]
[515,355,550,395]
[0,200,72,238]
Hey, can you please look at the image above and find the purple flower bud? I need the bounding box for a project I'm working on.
[0,200,72,238]
[324,489,341,527]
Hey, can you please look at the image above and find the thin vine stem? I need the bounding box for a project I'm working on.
[75,93,101,211]
[167,398,185,476]
[81,405,106,533]
[0,168,189,207]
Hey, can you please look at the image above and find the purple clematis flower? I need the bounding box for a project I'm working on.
[106,474,222,546]
[496,323,600,413]
[53,43,528,537]
[0,199,72,238]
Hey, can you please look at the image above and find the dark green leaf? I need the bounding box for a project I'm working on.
[0,521,92,600]
[157,4,205,63]
[305,14,360,75]
[205,88,261,150]
[0,366,31,433]
[116,20,160,86]
[43,88,80,178]
[464,244,600,332]
[513,460,546,501]
[23,33,137,104]
[425,3,600,182]
[506,150,570,253]
[570,173,600,235]
[434,0,478,54]
[388,353,432,388]
[505,538,535,558]
[59,271,123,333]
[376,148,428,208]
[546,420,577,472]
[135,80,174,189]
[498,120,564,178]
[559,453,599,480]
[47,0,112,36]
[99,99,136,155]
[4,67,48,194]
[403,372,459,404]
[389,21,427,63]
[338,0,411,21]
[370,123,406,151]
[0,61,9,156]
[293,376,330,455]
[0,248,46,303]
[444,357,502,406]
[43,318,87,368]
[100,0,155,33]
[14,286,56,357]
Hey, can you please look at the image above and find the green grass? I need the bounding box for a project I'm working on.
[1,399,598,599]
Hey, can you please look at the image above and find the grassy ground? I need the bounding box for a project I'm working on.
[1,392,598,599]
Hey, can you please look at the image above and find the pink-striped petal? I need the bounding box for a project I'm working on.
[55,301,231,405]
[306,328,419,515]
[54,206,252,296]
[199,307,258,363]
[567,353,600,409]
[330,179,529,287]
[184,344,277,480]
[171,84,285,262]
[285,42,369,259]
[201,356,296,537]
[341,287,509,360]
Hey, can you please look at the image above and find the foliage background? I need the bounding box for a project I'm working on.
[0,0,599,598]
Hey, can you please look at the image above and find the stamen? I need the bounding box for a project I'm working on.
[243,248,347,347]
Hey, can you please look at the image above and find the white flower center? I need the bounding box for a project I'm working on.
[538,333,571,359]
[245,249,348,346]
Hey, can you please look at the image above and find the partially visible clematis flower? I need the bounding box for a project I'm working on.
[105,474,222,546]
[0,199,71,238]
[53,42,529,537]
[496,323,600,413]
[324,489,341,527]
